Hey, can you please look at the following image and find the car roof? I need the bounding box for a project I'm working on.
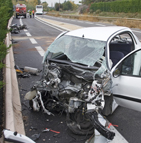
[66,26,131,41]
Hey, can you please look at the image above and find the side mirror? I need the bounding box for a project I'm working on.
[113,68,120,78]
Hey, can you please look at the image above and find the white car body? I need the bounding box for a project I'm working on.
[54,26,141,112]
[111,48,141,112]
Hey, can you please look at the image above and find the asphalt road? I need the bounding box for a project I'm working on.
[11,15,141,143]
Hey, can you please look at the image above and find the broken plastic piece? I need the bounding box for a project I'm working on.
[24,90,37,100]
[16,69,23,74]
[108,123,118,128]
[42,128,60,134]
[15,65,23,73]
[92,112,115,140]
[3,129,35,143]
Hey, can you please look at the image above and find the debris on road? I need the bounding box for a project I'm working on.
[30,133,41,141]
[10,23,20,34]
[19,24,28,30]
[10,23,28,34]
[24,66,41,75]
[30,126,37,131]
[10,39,18,43]
[15,65,41,78]
[42,128,60,134]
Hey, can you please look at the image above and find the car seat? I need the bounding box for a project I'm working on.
[110,51,124,67]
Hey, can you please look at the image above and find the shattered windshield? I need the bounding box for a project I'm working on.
[47,35,106,67]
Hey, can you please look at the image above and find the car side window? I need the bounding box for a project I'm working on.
[109,32,135,67]
[121,50,141,76]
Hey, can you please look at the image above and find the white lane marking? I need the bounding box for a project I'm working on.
[95,24,105,26]
[19,17,23,25]
[26,32,32,36]
[35,17,64,32]
[30,38,37,44]
[35,46,45,56]
[20,16,46,57]
[77,21,83,23]
[85,22,93,24]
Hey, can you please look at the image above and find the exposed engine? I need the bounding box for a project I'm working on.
[29,61,107,110]
[25,60,115,140]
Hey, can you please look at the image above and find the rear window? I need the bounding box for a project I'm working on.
[36,6,43,8]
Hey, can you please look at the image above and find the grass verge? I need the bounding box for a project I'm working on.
[47,11,141,29]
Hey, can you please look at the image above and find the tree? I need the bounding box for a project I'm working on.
[62,1,73,11]
[32,0,38,6]
[55,2,62,11]
[0,0,13,41]
[55,3,60,11]
[70,1,77,10]
[54,1,77,11]
[42,2,48,11]
[38,0,41,5]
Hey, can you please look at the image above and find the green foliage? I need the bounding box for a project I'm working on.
[55,3,62,11]
[83,0,116,5]
[55,3,59,11]
[38,0,41,5]
[90,0,141,13]
[0,81,4,89]
[42,2,48,11]
[47,7,55,11]
[0,43,9,61]
[0,0,13,88]
[55,1,77,11]
[63,1,73,11]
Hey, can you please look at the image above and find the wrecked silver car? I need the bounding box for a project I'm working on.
[25,26,141,141]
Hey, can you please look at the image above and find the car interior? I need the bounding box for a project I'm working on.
[109,32,135,67]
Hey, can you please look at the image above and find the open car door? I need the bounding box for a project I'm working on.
[111,48,141,112]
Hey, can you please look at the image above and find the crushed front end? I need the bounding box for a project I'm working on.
[25,34,115,140]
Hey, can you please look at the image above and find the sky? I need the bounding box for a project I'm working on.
[41,0,80,7]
